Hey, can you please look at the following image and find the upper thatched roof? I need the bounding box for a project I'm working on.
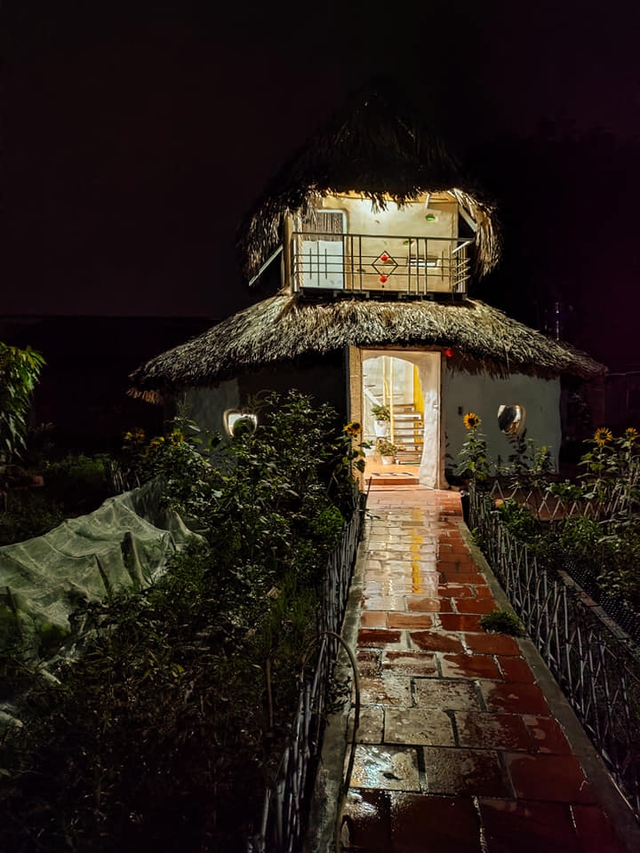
[237,80,500,283]
[129,295,606,401]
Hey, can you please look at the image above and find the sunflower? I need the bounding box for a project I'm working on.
[463,412,481,430]
[593,427,613,446]
[344,421,361,437]
[624,427,639,442]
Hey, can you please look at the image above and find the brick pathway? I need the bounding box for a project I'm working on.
[341,488,626,853]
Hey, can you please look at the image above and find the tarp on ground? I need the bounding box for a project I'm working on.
[0,479,199,657]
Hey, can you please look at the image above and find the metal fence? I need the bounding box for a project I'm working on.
[469,485,640,820]
[248,496,365,853]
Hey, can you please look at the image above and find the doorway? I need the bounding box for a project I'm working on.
[355,350,442,488]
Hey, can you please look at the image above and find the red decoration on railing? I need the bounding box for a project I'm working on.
[381,253,389,262]
[444,348,454,357]
[379,275,388,283]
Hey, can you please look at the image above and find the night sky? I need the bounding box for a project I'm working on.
[4,0,640,368]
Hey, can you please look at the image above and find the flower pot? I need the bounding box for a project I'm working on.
[374,420,390,438]
[381,455,395,465]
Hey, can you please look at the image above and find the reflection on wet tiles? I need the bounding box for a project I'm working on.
[341,790,392,853]
[388,793,483,853]
[409,630,464,653]
[478,798,583,853]
[504,752,596,803]
[350,706,384,744]
[381,651,437,676]
[350,745,421,791]
[413,678,482,711]
[360,675,413,707]
[439,652,502,680]
[356,649,382,677]
[455,710,531,750]
[422,746,510,797]
[522,714,572,754]
[384,707,455,746]
[480,680,551,715]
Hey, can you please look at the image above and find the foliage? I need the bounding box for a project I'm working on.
[376,438,398,457]
[371,403,391,421]
[480,609,525,637]
[0,489,65,545]
[0,342,46,461]
[0,390,361,851]
[457,412,491,483]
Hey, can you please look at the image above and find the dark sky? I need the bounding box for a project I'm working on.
[4,1,640,363]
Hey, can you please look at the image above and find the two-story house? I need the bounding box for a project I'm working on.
[130,82,605,488]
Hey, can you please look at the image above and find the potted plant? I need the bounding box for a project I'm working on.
[377,438,398,465]
[371,403,391,437]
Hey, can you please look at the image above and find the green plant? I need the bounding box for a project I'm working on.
[0,342,46,462]
[371,404,390,421]
[376,438,397,457]
[457,412,491,483]
[480,609,525,636]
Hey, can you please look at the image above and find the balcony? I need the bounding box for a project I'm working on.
[291,232,472,297]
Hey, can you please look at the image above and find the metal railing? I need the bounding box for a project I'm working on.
[469,485,640,819]
[248,495,365,853]
[291,232,471,295]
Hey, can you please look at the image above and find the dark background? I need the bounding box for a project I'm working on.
[3,0,640,443]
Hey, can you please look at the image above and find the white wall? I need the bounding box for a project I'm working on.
[443,368,562,473]
[184,380,241,438]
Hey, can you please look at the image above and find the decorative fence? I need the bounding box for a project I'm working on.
[469,485,640,820]
[248,495,365,853]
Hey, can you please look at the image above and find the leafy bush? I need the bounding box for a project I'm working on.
[480,609,525,637]
[0,390,361,851]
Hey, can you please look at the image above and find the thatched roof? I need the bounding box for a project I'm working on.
[237,80,500,283]
[129,295,606,401]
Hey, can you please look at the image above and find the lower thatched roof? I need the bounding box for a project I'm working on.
[129,295,606,401]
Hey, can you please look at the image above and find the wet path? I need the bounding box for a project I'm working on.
[341,488,626,852]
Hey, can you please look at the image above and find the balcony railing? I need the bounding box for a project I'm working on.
[291,232,472,296]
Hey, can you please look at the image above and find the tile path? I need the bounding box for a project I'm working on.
[340,487,627,853]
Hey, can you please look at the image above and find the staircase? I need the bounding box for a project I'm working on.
[391,405,424,464]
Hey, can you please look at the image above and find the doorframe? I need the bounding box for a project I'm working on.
[350,346,444,488]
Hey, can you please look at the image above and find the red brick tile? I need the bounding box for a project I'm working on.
[504,753,597,803]
[389,793,483,853]
[356,649,381,677]
[413,678,482,711]
[440,653,502,680]
[358,628,403,647]
[360,610,389,628]
[480,681,551,715]
[422,747,511,797]
[438,583,476,598]
[570,804,626,853]
[463,633,521,655]
[455,711,531,750]
[522,715,572,755]
[478,799,582,853]
[475,585,495,598]
[342,789,392,852]
[440,572,488,585]
[388,613,434,629]
[409,631,464,653]
[438,551,473,563]
[382,651,437,676]
[453,597,497,614]
[495,655,536,683]
[407,596,453,612]
[440,613,483,632]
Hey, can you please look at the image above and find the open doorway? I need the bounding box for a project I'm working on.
[357,350,442,487]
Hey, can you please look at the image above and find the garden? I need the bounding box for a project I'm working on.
[457,413,640,636]
[0,355,367,852]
